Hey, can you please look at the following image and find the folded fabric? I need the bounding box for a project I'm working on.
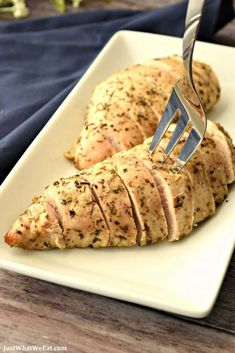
[0,0,234,184]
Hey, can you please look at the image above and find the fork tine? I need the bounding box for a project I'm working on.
[172,128,202,172]
[162,113,189,161]
[149,95,180,154]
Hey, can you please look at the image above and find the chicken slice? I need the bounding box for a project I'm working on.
[145,133,215,224]
[206,120,235,184]
[177,149,215,222]
[110,152,168,245]
[5,196,65,250]
[200,137,228,203]
[44,177,110,248]
[80,163,138,247]
[129,144,194,241]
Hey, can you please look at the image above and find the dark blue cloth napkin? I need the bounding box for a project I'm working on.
[0,0,234,184]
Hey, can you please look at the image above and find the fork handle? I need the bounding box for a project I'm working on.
[183,0,205,86]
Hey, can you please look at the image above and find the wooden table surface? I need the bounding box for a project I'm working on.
[0,1,235,352]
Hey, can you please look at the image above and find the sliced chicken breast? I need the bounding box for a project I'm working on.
[5,196,65,250]
[206,120,235,184]
[80,163,138,247]
[200,137,228,203]
[179,150,215,222]
[145,133,215,224]
[44,177,110,248]
[129,144,194,241]
[110,152,168,245]
[5,122,234,251]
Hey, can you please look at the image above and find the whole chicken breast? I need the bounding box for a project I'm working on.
[66,56,220,170]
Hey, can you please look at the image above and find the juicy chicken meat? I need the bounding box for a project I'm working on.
[110,153,168,245]
[128,143,194,241]
[144,134,216,224]
[206,120,235,184]
[79,163,138,247]
[66,56,221,170]
[44,177,110,249]
[5,121,234,250]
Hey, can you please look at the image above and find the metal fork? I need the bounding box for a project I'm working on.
[149,0,206,173]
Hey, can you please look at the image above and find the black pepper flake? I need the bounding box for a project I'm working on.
[118,235,126,240]
[74,180,82,188]
[175,195,185,208]
[144,222,150,232]
[120,225,129,232]
[69,210,76,218]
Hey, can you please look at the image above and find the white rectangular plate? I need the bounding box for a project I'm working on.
[0,31,235,318]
